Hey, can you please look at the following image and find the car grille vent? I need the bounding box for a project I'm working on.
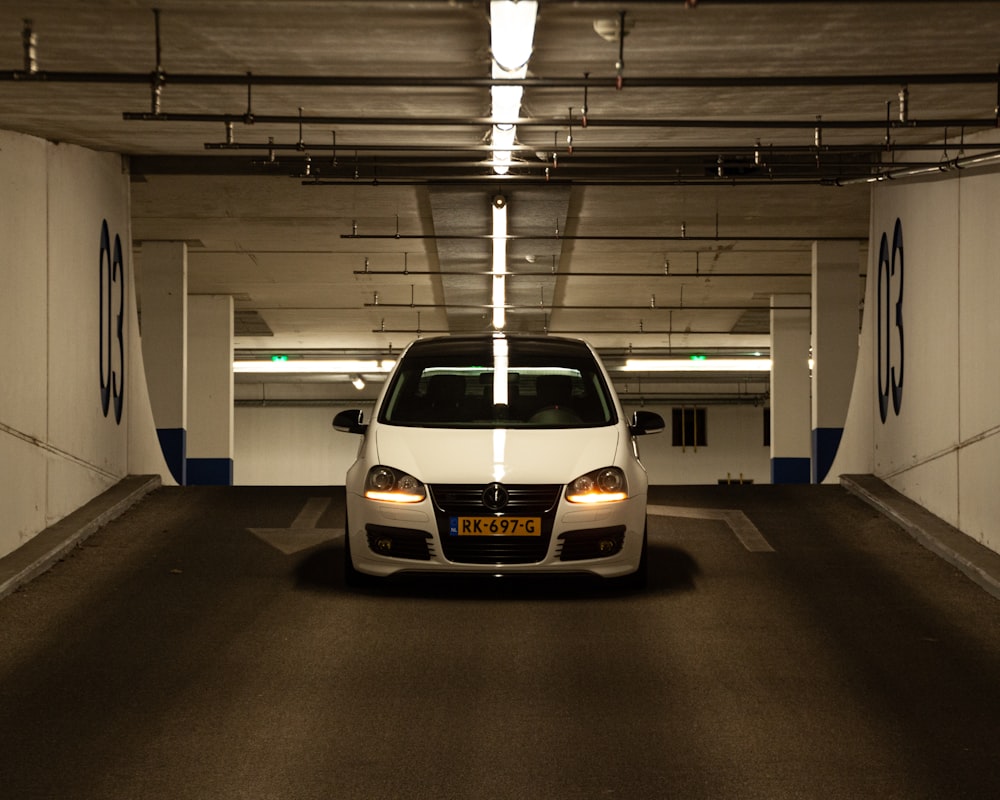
[430,483,561,565]
[438,539,548,565]
[430,484,561,513]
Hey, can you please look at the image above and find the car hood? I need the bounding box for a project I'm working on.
[373,425,622,485]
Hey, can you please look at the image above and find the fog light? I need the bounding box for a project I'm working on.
[375,537,393,553]
[598,538,617,554]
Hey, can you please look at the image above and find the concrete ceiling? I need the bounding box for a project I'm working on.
[2,0,999,400]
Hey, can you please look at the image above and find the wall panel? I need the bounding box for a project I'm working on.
[830,131,1000,555]
[234,402,771,487]
[0,129,170,560]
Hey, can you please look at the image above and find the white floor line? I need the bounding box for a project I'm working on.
[647,504,775,552]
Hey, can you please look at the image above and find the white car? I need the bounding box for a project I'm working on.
[333,334,663,587]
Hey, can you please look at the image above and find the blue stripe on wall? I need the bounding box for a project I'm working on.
[156,428,186,485]
[186,458,234,486]
[812,427,844,484]
[771,457,811,484]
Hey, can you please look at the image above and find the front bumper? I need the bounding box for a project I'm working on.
[345,482,646,578]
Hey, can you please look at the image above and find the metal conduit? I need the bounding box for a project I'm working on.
[837,148,1000,184]
[344,234,860,242]
[203,141,1000,154]
[354,270,812,277]
[4,69,996,90]
[122,110,998,130]
[373,327,772,336]
[298,177,886,186]
[362,303,811,311]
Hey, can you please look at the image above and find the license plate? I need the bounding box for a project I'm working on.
[449,516,541,536]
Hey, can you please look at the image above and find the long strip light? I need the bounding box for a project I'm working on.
[622,358,772,372]
[489,0,537,175]
[233,359,396,374]
[492,194,508,329]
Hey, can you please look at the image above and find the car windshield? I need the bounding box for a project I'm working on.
[379,337,617,429]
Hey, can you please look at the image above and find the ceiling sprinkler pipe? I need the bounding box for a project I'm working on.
[838,148,1000,184]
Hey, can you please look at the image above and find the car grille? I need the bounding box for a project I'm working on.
[431,484,561,512]
[429,483,561,565]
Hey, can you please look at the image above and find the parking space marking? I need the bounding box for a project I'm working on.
[291,497,333,528]
[647,504,775,552]
[249,497,343,555]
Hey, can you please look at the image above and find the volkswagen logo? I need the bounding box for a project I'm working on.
[482,482,509,511]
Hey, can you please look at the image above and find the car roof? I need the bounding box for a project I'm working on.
[400,334,595,359]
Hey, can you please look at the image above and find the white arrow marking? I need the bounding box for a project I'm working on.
[647,504,774,552]
[249,497,344,555]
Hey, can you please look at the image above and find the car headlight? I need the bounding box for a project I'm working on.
[566,467,628,504]
[364,466,426,503]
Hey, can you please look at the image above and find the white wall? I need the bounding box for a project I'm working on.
[831,138,1000,553]
[627,403,770,485]
[1,131,49,559]
[0,129,170,560]
[235,405,368,485]
[5,121,996,559]
[233,402,771,486]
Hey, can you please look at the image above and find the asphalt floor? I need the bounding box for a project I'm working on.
[2,476,1000,799]
[5,472,1000,603]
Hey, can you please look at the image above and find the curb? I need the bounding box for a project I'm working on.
[841,473,1000,602]
[0,474,161,601]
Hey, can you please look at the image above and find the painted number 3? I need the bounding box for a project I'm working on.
[99,220,125,424]
[877,218,904,423]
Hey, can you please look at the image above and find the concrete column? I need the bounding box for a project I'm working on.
[770,294,812,483]
[187,295,234,485]
[138,241,187,484]
[811,240,860,483]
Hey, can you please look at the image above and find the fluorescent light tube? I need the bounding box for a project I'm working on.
[233,359,396,374]
[490,1,537,75]
[622,358,772,372]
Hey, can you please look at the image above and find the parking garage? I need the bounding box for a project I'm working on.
[2,2,1000,797]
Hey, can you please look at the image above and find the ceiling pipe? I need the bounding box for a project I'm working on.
[310,177,850,186]
[133,157,890,183]
[344,234,860,242]
[354,270,813,277]
[372,326,772,336]
[362,302,811,311]
[204,140,1000,155]
[231,393,772,408]
[177,156,935,171]
[233,345,769,361]
[837,148,1000,185]
[198,151,937,171]
[126,155,869,185]
[6,69,997,90]
[123,109,997,130]
[131,151,971,184]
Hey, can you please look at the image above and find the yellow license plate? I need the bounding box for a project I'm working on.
[450,517,542,536]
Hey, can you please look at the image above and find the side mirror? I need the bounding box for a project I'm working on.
[333,409,367,434]
[630,410,665,436]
